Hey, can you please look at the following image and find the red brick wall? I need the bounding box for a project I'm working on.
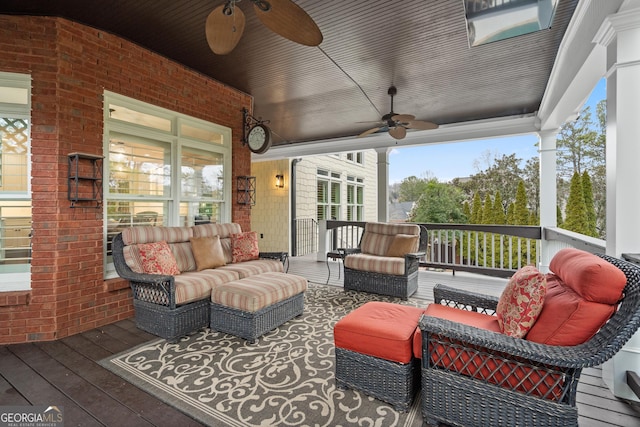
[0,15,253,344]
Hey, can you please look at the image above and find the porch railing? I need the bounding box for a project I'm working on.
[292,218,318,256]
[318,220,605,278]
[417,223,542,278]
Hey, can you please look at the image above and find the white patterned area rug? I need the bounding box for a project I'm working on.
[100,283,427,427]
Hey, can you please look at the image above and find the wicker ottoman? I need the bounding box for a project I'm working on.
[210,272,307,343]
[334,301,424,411]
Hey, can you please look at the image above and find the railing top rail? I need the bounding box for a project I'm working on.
[417,223,542,239]
[325,220,366,231]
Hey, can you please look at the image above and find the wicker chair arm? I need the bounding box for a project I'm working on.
[419,314,595,368]
[433,283,499,312]
[406,251,425,259]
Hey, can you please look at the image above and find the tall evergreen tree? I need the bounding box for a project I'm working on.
[563,171,588,234]
[482,194,493,224]
[581,170,597,237]
[471,193,482,224]
[556,205,563,227]
[493,191,506,224]
[513,181,530,225]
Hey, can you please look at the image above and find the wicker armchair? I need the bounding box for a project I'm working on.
[419,254,640,427]
[343,222,427,299]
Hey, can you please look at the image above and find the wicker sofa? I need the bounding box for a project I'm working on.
[419,250,640,427]
[112,223,288,340]
[343,222,427,299]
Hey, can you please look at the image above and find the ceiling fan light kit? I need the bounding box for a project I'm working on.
[206,0,323,55]
[358,86,439,140]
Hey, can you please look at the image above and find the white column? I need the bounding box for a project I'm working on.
[375,147,390,222]
[594,6,640,402]
[537,129,559,273]
[596,7,640,258]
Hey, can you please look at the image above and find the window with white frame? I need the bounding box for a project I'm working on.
[0,72,32,291]
[317,169,341,220]
[104,92,231,277]
[346,151,364,165]
[347,176,364,221]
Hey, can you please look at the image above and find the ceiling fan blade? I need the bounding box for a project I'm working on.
[358,127,380,138]
[388,126,407,140]
[253,0,323,47]
[391,114,415,122]
[406,120,439,130]
[205,4,246,55]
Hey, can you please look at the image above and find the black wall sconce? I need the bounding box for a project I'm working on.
[275,174,284,188]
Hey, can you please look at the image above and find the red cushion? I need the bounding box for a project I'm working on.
[496,266,547,338]
[334,302,424,364]
[230,231,260,263]
[525,274,616,345]
[421,303,563,400]
[413,304,501,359]
[137,241,181,275]
[550,248,626,304]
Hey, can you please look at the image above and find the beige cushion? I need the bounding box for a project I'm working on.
[386,234,419,257]
[190,235,226,271]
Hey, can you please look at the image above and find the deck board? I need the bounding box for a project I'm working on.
[0,255,638,426]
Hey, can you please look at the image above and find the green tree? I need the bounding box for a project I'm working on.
[482,194,493,224]
[493,191,506,224]
[408,180,466,223]
[513,181,530,225]
[563,171,588,234]
[397,175,429,202]
[471,192,483,224]
[557,205,563,227]
[581,170,597,237]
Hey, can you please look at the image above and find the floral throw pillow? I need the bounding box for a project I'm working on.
[230,231,260,263]
[137,241,181,275]
[496,265,547,338]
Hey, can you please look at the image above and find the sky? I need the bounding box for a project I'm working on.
[388,79,606,184]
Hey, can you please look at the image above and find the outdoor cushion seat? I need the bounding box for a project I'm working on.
[216,258,284,279]
[334,301,424,411]
[419,251,640,427]
[209,271,307,342]
[344,253,407,276]
[112,223,289,340]
[343,222,427,299]
[173,269,239,305]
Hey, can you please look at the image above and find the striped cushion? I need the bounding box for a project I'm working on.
[174,269,240,305]
[122,226,192,245]
[345,253,406,276]
[360,222,420,256]
[170,242,197,272]
[123,245,144,273]
[192,223,242,238]
[217,259,284,279]
[211,272,307,312]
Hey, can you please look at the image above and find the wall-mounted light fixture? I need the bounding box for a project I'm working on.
[275,174,284,188]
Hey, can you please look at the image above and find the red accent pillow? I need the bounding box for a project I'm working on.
[230,231,260,263]
[496,265,547,338]
[137,241,180,275]
[526,274,616,346]
[549,248,626,304]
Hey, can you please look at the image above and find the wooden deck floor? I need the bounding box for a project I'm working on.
[0,254,638,426]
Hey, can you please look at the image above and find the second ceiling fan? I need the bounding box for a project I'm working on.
[358,86,438,140]
[205,0,323,55]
